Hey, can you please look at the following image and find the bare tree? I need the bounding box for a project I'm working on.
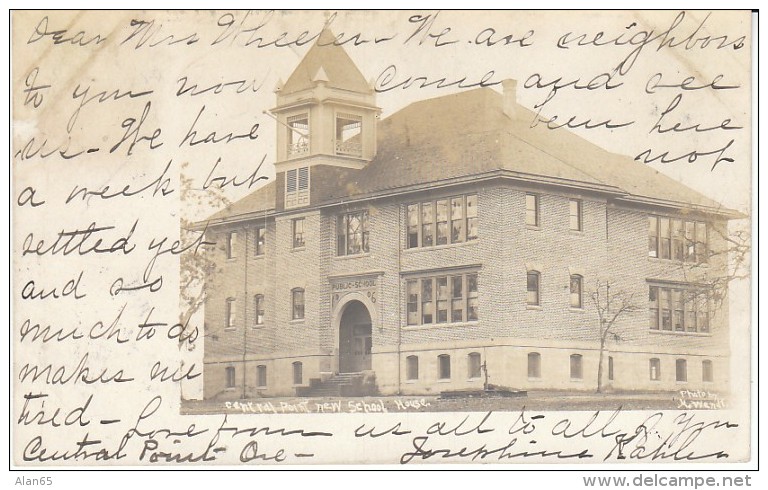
[590,280,640,393]
[178,162,229,351]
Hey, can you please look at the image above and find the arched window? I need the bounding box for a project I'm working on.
[649,358,661,381]
[570,354,583,380]
[406,355,419,381]
[528,352,541,379]
[292,361,303,385]
[468,353,482,379]
[676,359,688,382]
[253,294,264,326]
[527,271,540,306]
[256,365,267,388]
[702,360,713,383]
[570,275,583,308]
[292,288,305,320]
[438,354,451,380]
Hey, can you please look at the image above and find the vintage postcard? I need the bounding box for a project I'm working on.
[11,10,753,468]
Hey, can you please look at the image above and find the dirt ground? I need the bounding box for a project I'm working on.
[180,390,702,415]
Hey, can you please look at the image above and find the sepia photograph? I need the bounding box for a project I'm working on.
[10,9,754,470]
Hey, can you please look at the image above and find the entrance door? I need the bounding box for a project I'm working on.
[351,324,372,372]
[338,301,373,373]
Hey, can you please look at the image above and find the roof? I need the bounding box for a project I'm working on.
[206,88,737,225]
[206,181,275,224]
[281,29,370,94]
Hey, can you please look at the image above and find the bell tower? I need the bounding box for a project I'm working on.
[270,29,379,210]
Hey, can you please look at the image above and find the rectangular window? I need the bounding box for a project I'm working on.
[436,200,449,246]
[292,218,305,248]
[421,201,434,247]
[648,217,658,258]
[406,280,419,326]
[659,218,671,259]
[256,365,267,388]
[570,275,583,308]
[287,114,309,156]
[451,197,465,243]
[406,272,478,326]
[649,286,659,330]
[608,356,614,381]
[407,204,419,248]
[673,289,684,332]
[466,194,478,240]
[649,358,661,381]
[570,354,583,380]
[702,360,713,383]
[695,222,708,263]
[649,215,708,263]
[225,366,236,388]
[226,231,237,259]
[451,275,464,323]
[697,293,710,333]
[676,359,687,382]
[421,279,433,324]
[527,353,541,378]
[661,288,672,330]
[225,298,236,330]
[292,289,305,320]
[253,295,264,326]
[685,221,696,261]
[649,285,709,334]
[337,211,369,256]
[438,355,451,380]
[526,194,539,227]
[436,277,449,323]
[406,195,477,248]
[569,199,583,231]
[406,356,419,381]
[672,219,685,261]
[467,274,479,321]
[468,353,482,379]
[254,227,266,256]
[527,271,540,306]
[293,361,303,385]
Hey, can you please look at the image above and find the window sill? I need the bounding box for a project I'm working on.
[569,307,585,313]
[569,229,584,235]
[291,246,306,252]
[647,256,709,266]
[570,378,584,382]
[289,319,306,324]
[526,305,542,311]
[468,377,481,382]
[526,225,541,231]
[527,377,542,382]
[252,254,265,260]
[405,379,418,384]
[226,257,237,262]
[335,252,371,260]
[252,325,266,330]
[402,321,479,331]
[404,239,479,253]
[437,379,451,383]
[649,329,712,337]
[224,327,236,332]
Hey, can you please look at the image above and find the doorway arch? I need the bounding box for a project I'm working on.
[337,300,373,373]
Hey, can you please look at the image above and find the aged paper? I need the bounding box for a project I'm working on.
[11,10,753,470]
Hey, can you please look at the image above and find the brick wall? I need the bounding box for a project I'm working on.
[202,180,731,397]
